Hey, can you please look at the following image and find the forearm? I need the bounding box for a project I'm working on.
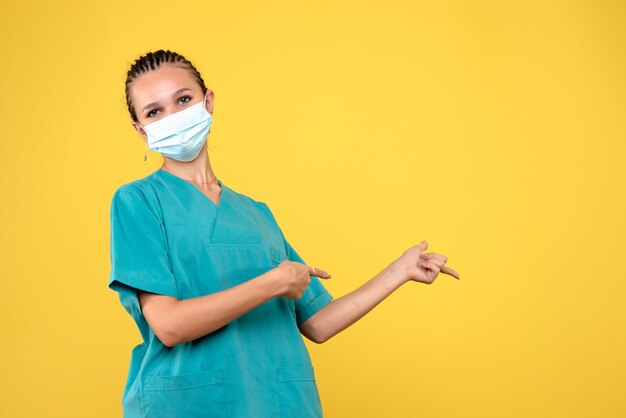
[157,269,283,346]
[306,263,407,343]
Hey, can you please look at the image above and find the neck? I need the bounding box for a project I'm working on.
[160,145,217,184]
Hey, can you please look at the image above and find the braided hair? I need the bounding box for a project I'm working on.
[125,49,208,122]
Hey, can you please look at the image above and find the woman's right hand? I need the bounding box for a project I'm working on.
[274,260,331,299]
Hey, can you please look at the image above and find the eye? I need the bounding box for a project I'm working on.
[144,96,193,119]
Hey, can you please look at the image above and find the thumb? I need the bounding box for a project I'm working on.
[420,240,428,252]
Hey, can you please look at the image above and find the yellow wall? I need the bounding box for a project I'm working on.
[1,1,624,417]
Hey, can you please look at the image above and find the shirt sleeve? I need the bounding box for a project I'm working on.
[108,186,179,315]
[282,237,334,326]
[256,201,334,325]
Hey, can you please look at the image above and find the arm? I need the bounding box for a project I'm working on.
[140,259,327,348]
[298,262,406,344]
[140,268,283,348]
[299,241,460,344]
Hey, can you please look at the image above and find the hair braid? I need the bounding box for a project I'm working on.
[124,49,208,122]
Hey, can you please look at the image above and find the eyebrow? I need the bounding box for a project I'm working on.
[142,88,193,113]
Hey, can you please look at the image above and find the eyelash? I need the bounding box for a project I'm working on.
[146,96,192,118]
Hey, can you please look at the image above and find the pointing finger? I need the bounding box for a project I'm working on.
[309,265,332,279]
[441,265,461,280]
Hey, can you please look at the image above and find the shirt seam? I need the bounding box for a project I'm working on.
[114,188,181,299]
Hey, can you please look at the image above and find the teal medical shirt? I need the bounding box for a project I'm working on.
[108,168,334,418]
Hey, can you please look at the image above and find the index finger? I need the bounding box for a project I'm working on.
[441,265,461,280]
[308,265,332,279]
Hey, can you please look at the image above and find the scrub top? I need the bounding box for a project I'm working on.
[108,168,334,418]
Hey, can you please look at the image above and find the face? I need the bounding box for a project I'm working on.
[130,63,215,143]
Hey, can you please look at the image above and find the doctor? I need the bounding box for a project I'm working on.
[109,49,460,418]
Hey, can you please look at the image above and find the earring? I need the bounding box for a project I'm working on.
[144,143,149,161]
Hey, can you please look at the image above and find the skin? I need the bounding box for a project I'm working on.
[127,62,461,347]
[131,63,220,203]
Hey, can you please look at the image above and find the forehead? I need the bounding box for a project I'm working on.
[131,63,200,105]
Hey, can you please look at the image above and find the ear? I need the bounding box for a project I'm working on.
[132,121,148,141]
[204,90,216,114]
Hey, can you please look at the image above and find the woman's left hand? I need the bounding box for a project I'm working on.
[393,240,461,284]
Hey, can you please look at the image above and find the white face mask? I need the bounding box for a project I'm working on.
[138,96,212,162]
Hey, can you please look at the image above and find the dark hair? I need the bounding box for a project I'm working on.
[125,49,208,122]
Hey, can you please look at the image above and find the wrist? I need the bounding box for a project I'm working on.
[262,267,286,298]
[386,261,409,287]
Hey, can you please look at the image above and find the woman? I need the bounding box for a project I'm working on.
[108,49,460,418]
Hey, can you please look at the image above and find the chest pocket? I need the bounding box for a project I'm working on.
[164,196,289,300]
[209,196,263,245]
[164,192,263,269]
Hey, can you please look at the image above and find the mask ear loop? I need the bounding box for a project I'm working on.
[204,95,213,136]
[203,94,213,116]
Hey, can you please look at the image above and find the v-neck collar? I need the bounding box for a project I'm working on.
[155,168,227,209]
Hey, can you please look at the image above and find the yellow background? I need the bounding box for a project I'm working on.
[1,0,624,417]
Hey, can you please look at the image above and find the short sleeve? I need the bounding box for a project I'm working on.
[283,238,334,325]
[108,186,179,315]
[256,201,334,325]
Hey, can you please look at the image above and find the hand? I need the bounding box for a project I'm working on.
[394,240,461,284]
[275,260,331,299]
